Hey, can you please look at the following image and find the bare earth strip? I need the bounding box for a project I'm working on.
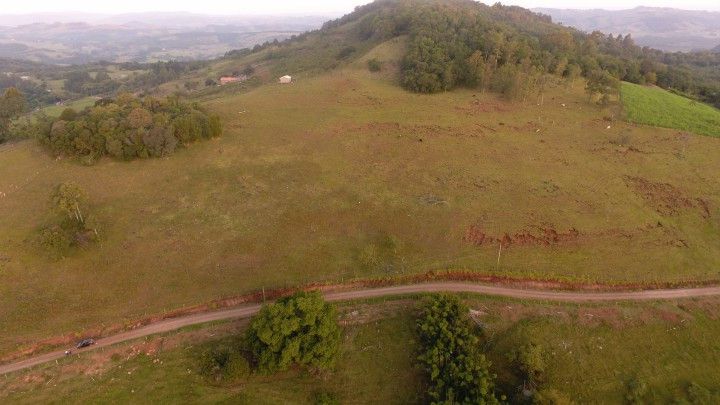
[3,282,720,376]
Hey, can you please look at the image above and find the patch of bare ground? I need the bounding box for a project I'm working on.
[338,299,415,326]
[624,176,711,219]
[454,97,511,115]
[463,224,581,247]
[463,221,693,250]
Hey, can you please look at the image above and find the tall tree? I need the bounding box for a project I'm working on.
[586,69,620,105]
[51,182,88,224]
[417,294,500,404]
[0,87,26,142]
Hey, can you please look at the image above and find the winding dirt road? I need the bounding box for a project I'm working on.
[3,282,720,376]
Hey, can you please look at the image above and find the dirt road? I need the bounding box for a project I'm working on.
[3,282,720,375]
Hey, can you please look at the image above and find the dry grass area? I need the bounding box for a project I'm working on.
[0,40,719,357]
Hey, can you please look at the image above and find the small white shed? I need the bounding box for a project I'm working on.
[279,75,292,84]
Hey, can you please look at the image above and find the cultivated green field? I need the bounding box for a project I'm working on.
[4,297,720,403]
[621,82,720,137]
[1,40,719,357]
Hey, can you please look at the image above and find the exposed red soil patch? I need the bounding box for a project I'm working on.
[463,225,580,247]
[624,176,711,219]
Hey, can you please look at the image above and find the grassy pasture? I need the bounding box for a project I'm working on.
[38,96,99,117]
[621,82,720,137]
[4,297,720,403]
[0,41,719,356]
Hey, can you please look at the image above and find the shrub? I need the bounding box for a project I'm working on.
[513,342,546,384]
[367,58,382,72]
[198,344,250,383]
[686,382,719,404]
[625,377,648,405]
[39,225,73,258]
[39,183,99,257]
[337,46,357,60]
[246,291,340,373]
[314,391,341,405]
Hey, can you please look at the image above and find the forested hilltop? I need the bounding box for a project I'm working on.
[246,0,720,107]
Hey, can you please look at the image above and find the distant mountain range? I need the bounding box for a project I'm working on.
[535,7,720,52]
[0,13,329,64]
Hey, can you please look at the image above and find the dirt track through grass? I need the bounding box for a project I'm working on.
[4,281,720,376]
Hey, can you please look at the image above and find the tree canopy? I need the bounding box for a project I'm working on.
[34,94,222,162]
[51,182,88,224]
[293,0,720,106]
[417,294,500,404]
[0,87,26,143]
[245,291,340,373]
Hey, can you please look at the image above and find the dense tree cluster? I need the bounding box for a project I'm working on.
[125,60,208,88]
[311,0,720,106]
[245,291,340,373]
[64,70,120,95]
[34,94,221,162]
[0,75,58,108]
[59,61,208,98]
[417,294,500,404]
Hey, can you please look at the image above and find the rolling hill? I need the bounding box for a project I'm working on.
[0,15,328,64]
[536,7,720,52]
[0,0,719,365]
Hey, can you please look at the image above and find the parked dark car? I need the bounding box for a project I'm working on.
[76,339,95,349]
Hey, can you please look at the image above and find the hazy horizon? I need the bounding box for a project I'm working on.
[1,1,718,18]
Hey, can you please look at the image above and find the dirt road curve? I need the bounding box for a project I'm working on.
[3,282,720,375]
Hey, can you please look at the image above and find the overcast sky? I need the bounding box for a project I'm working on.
[2,0,718,15]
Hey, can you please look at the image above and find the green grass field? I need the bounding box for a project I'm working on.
[1,40,719,357]
[38,97,99,117]
[4,297,720,403]
[621,82,720,137]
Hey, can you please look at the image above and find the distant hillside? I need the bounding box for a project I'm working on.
[535,7,720,52]
[224,0,719,108]
[0,15,328,64]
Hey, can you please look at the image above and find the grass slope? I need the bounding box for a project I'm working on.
[621,82,720,137]
[4,297,720,403]
[0,40,719,356]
